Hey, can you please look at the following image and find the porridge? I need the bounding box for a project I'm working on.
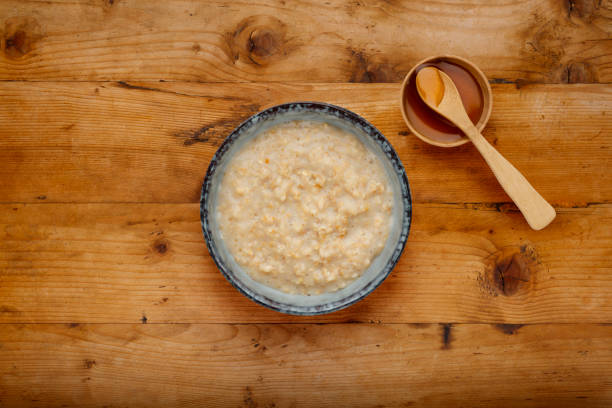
[217,120,393,295]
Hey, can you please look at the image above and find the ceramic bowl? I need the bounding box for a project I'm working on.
[200,102,411,315]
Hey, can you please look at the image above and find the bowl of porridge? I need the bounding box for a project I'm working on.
[201,102,411,315]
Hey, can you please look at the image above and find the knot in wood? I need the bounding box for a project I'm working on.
[494,252,530,296]
[481,244,540,296]
[248,29,280,59]
[348,49,396,83]
[567,0,600,22]
[563,62,595,84]
[153,238,169,255]
[225,16,289,66]
[2,17,43,60]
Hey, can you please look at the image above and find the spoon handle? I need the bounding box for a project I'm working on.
[463,126,556,230]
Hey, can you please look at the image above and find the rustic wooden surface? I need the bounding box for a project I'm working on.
[1,82,610,204]
[1,324,611,407]
[0,0,610,83]
[1,0,611,407]
[1,203,611,324]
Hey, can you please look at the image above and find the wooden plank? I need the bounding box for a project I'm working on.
[1,203,610,324]
[0,82,610,205]
[0,0,610,83]
[0,323,610,407]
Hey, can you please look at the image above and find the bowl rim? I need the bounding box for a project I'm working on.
[200,101,412,315]
[399,54,493,148]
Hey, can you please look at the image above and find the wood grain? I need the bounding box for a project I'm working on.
[0,323,610,407]
[1,203,610,324]
[0,0,610,83]
[1,1,610,406]
[1,82,610,205]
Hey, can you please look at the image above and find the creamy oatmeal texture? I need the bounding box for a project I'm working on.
[217,120,393,295]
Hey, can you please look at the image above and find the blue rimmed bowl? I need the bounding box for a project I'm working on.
[200,102,412,315]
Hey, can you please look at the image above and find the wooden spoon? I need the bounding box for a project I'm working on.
[416,66,556,230]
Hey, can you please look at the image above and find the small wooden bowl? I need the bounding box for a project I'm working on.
[400,55,493,147]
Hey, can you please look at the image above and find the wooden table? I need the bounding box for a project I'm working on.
[1,1,611,406]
